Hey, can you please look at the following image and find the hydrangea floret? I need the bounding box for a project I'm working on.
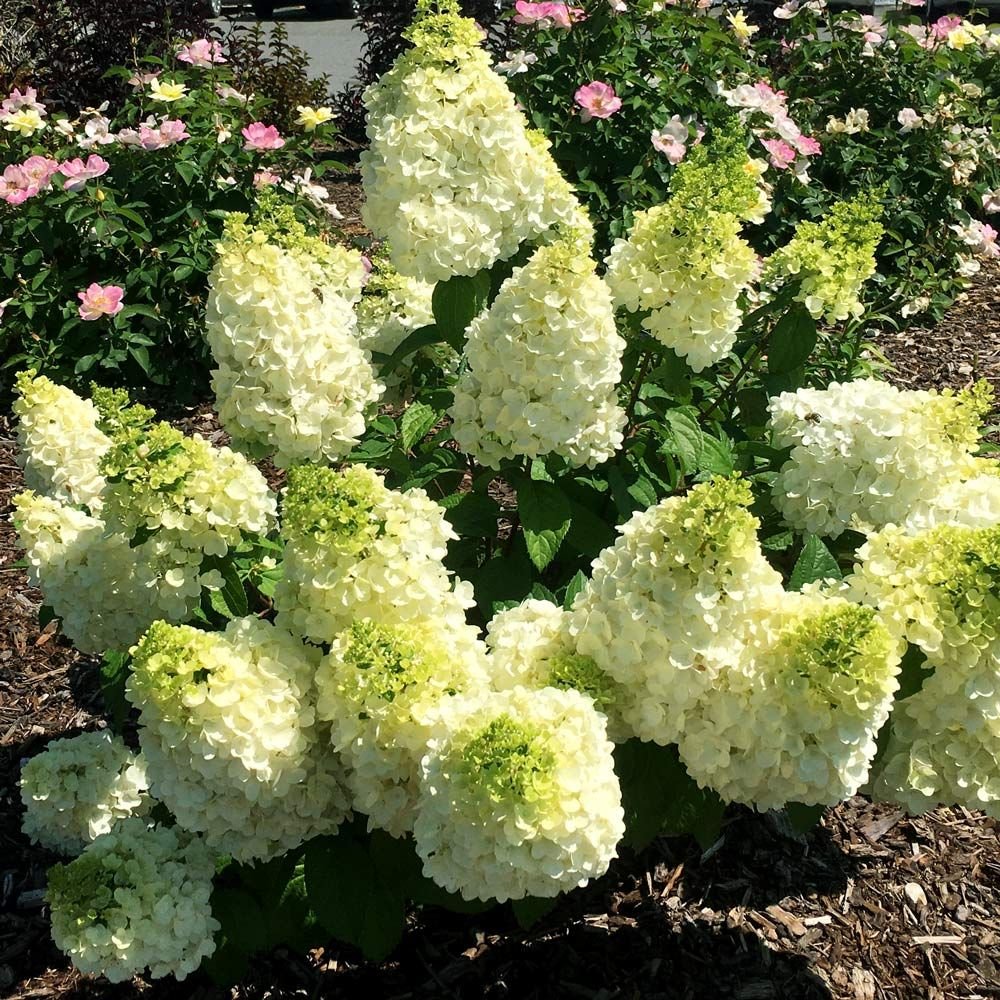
[449,230,626,468]
[361,0,582,281]
[47,819,218,983]
[127,617,351,862]
[275,464,476,644]
[317,619,490,836]
[569,477,783,745]
[20,731,150,855]
[414,686,625,902]
[769,379,995,537]
[679,593,900,809]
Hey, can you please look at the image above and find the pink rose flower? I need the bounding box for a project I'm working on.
[0,155,59,205]
[761,138,797,170]
[253,170,281,188]
[127,72,160,90]
[791,133,821,157]
[514,1,585,28]
[651,115,690,164]
[177,38,226,68]
[241,122,285,151]
[159,119,190,145]
[58,154,110,192]
[77,283,125,321]
[2,86,45,115]
[931,14,962,38]
[574,81,622,121]
[982,189,1000,215]
[22,155,60,188]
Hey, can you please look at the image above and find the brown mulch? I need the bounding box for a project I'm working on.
[2,266,1000,1000]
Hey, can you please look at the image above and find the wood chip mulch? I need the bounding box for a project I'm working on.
[2,264,1000,1000]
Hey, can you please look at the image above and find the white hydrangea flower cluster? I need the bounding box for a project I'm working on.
[127,617,351,863]
[763,192,884,323]
[20,731,150,855]
[47,819,218,983]
[568,478,783,746]
[604,130,764,372]
[679,592,900,810]
[275,464,476,645]
[356,248,435,358]
[769,379,995,537]
[12,491,209,654]
[13,370,110,510]
[317,618,489,837]
[850,523,1000,816]
[206,200,383,467]
[486,599,628,740]
[414,686,624,902]
[450,233,626,468]
[361,0,581,282]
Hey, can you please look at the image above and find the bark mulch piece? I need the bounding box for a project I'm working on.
[3,274,1000,999]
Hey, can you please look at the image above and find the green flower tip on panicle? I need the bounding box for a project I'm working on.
[779,603,894,690]
[130,622,216,720]
[99,419,190,492]
[459,714,555,805]
[47,851,114,926]
[676,475,756,537]
[281,465,381,550]
[924,523,1000,596]
[546,652,620,716]
[341,619,435,703]
[90,385,155,441]
[405,0,484,61]
[670,121,759,219]
[14,368,39,396]
[933,379,997,448]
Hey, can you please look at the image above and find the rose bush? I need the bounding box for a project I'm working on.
[10,0,1000,988]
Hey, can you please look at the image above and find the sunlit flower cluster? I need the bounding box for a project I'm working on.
[450,233,626,467]
[275,464,476,645]
[128,617,351,862]
[361,0,581,281]
[206,199,382,466]
[414,687,624,902]
[763,192,884,323]
[769,379,995,537]
[20,731,150,855]
[317,618,489,836]
[47,820,218,982]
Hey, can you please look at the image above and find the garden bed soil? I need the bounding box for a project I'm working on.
[1,263,998,1000]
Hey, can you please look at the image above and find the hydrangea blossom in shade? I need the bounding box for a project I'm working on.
[13,371,110,510]
[128,618,351,862]
[850,523,1000,815]
[486,599,628,740]
[47,820,218,982]
[604,131,762,372]
[678,592,900,810]
[449,233,626,469]
[206,202,381,466]
[12,491,206,654]
[275,464,476,645]
[20,731,150,855]
[361,0,581,282]
[769,379,995,538]
[413,687,624,902]
[763,193,883,323]
[317,619,490,836]
[568,478,784,746]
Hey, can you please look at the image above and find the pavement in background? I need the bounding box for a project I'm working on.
[216,4,365,94]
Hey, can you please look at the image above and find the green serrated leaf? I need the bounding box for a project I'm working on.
[788,534,842,591]
[562,570,587,610]
[698,434,735,476]
[400,401,439,452]
[767,307,818,375]
[303,833,406,962]
[99,651,131,734]
[207,561,249,620]
[662,409,704,472]
[517,479,572,572]
[432,272,491,348]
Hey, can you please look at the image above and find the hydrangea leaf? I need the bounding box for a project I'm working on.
[517,479,572,572]
[789,534,842,590]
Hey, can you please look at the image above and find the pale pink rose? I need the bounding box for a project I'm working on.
[982,189,1000,214]
[253,170,281,188]
[897,107,923,133]
[138,124,169,150]
[574,81,622,121]
[177,38,226,68]
[931,14,962,38]
[78,115,115,149]
[761,138,797,170]
[241,122,285,151]
[791,133,821,157]
[975,222,999,258]
[128,72,160,90]
[77,283,124,321]
[158,119,190,145]
[608,0,627,10]
[21,155,60,189]
[513,1,586,28]
[216,84,249,103]
[651,116,689,164]
[849,14,887,45]
[58,154,110,191]
[2,86,45,115]
[0,164,36,205]
[899,23,931,47]
[360,255,373,284]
